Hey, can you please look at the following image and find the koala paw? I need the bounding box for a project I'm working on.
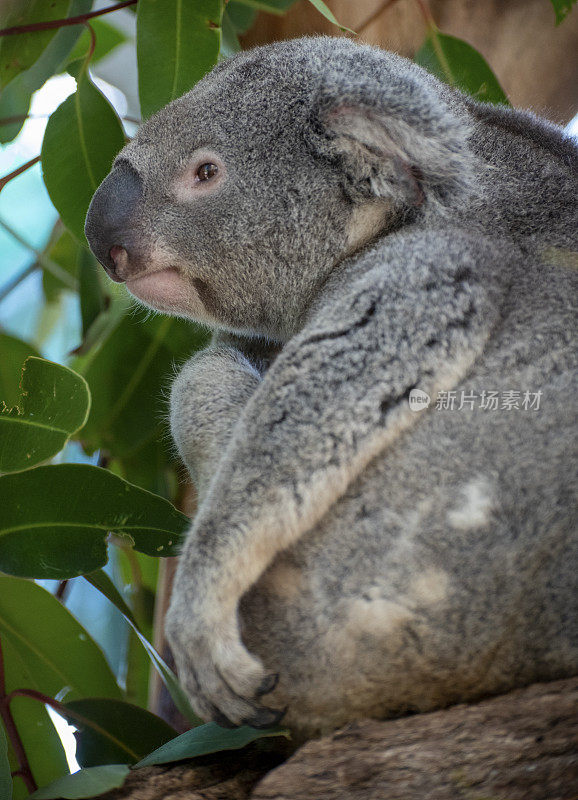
[166,606,285,729]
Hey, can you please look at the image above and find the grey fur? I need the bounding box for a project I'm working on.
[85,36,578,739]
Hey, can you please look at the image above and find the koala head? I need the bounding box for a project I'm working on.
[85,36,473,340]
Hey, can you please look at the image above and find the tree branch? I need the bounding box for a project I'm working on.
[0,638,37,793]
[0,0,138,38]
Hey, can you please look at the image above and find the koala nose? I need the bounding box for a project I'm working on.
[85,161,143,282]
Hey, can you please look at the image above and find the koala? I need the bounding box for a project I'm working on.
[85,36,578,740]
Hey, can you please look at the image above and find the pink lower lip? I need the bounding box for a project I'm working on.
[125,267,182,306]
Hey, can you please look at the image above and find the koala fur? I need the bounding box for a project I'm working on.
[85,36,578,740]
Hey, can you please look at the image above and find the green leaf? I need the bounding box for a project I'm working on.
[8,701,67,800]
[226,2,258,33]
[0,577,121,794]
[0,0,92,144]
[0,723,12,800]
[0,464,188,578]
[305,0,354,31]
[73,306,208,458]
[221,11,242,57]
[0,0,72,90]
[85,570,199,723]
[67,19,126,65]
[41,68,125,242]
[42,224,81,302]
[0,357,91,473]
[415,32,509,105]
[29,765,130,799]
[135,722,290,767]
[137,0,224,119]
[549,0,577,23]
[0,576,121,698]
[0,333,41,409]
[78,246,106,337]
[60,698,176,768]
[229,0,296,14]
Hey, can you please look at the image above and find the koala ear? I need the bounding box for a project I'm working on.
[307,76,476,212]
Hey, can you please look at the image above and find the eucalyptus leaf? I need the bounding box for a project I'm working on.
[0,577,121,795]
[73,306,208,458]
[29,765,130,799]
[549,0,577,23]
[41,68,125,242]
[0,0,91,144]
[0,333,41,408]
[85,570,199,723]
[135,722,290,767]
[137,0,224,119]
[415,32,509,105]
[61,698,176,767]
[0,464,188,578]
[0,0,71,90]
[306,0,353,32]
[230,0,296,14]
[0,357,91,473]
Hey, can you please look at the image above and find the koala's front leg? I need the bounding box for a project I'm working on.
[166,231,508,729]
[170,333,279,498]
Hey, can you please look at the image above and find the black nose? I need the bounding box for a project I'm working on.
[85,161,143,281]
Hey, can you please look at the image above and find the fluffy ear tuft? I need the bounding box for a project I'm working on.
[307,76,478,215]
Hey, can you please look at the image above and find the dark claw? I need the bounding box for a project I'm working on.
[243,705,287,729]
[256,672,279,696]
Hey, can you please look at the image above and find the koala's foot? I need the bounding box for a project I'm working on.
[167,607,285,729]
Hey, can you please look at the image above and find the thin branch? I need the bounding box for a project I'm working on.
[0,155,40,193]
[414,0,437,30]
[0,218,78,293]
[0,0,138,37]
[55,580,70,601]
[0,638,37,793]
[0,261,38,303]
[356,0,402,35]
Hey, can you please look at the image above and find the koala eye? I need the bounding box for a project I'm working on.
[197,163,219,182]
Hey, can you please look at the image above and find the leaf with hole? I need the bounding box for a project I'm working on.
[0,464,188,579]
[0,333,41,408]
[0,357,90,473]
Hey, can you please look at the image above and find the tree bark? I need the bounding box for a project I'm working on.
[99,677,578,800]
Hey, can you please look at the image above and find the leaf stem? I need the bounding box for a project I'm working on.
[0,1,138,37]
[0,638,38,793]
[0,155,40,193]
[0,217,78,293]
[414,0,456,86]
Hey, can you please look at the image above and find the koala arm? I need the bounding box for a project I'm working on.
[170,332,281,497]
[167,228,510,728]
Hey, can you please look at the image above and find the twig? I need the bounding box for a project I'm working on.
[0,218,78,292]
[357,0,402,35]
[0,155,40,193]
[0,0,137,37]
[0,638,37,793]
[0,261,38,303]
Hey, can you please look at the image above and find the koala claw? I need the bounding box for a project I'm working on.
[256,672,279,697]
[168,610,285,728]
